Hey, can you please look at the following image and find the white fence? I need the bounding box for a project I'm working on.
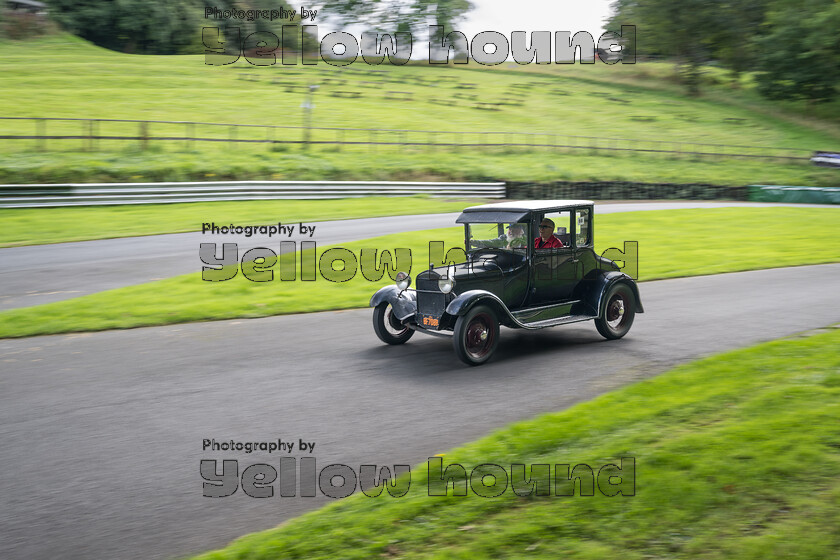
[0,181,506,208]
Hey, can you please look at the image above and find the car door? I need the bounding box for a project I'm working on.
[571,206,599,297]
[528,210,579,305]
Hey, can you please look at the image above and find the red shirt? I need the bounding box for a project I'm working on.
[534,236,564,249]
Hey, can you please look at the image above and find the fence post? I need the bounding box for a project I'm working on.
[89,120,96,152]
[37,118,46,152]
[139,121,149,151]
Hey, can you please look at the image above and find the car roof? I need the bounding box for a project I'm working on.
[462,200,595,212]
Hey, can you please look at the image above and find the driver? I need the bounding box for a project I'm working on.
[535,218,564,249]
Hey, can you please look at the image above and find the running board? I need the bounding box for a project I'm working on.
[511,300,597,329]
[517,314,597,329]
[512,300,578,322]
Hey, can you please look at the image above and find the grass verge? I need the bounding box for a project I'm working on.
[0,207,837,338]
[190,326,840,559]
[0,197,480,247]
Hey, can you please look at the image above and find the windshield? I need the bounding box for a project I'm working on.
[466,222,529,252]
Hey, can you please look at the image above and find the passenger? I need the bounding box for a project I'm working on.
[535,218,564,249]
[471,223,527,250]
[506,224,527,249]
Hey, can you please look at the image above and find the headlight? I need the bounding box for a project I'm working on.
[438,276,455,294]
[395,271,411,290]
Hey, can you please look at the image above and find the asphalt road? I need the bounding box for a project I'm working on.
[2,263,839,560]
[1,201,835,310]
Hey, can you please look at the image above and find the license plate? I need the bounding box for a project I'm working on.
[419,315,440,329]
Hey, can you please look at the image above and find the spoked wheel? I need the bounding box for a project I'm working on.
[453,305,499,366]
[595,283,636,340]
[373,302,414,345]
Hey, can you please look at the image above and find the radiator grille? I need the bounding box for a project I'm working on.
[417,290,446,318]
[416,273,446,318]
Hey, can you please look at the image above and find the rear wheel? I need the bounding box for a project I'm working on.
[453,305,499,366]
[595,283,636,340]
[373,302,414,345]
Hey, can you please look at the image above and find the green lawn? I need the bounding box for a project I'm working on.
[0,207,836,338]
[189,325,840,560]
[0,197,482,247]
[0,35,838,186]
[503,60,840,138]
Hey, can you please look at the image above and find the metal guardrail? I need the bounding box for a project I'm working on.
[0,180,506,208]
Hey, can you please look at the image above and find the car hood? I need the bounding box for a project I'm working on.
[416,257,518,299]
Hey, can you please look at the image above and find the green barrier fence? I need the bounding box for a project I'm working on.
[749,185,840,204]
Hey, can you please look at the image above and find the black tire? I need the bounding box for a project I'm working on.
[595,283,636,340]
[453,305,500,366]
[373,302,414,345]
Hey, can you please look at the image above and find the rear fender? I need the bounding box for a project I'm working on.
[585,272,644,317]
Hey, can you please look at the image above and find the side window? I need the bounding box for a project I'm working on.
[535,211,571,249]
[576,208,591,247]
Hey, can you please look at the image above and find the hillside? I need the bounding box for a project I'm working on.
[0,34,838,186]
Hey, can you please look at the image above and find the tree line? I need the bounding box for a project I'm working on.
[44,0,306,54]
[607,0,840,102]
[28,0,840,103]
[41,0,472,55]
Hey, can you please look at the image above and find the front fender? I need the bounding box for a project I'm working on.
[445,290,517,326]
[369,285,417,321]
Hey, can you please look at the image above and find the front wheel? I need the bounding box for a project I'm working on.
[373,302,414,345]
[595,283,636,340]
[453,305,500,366]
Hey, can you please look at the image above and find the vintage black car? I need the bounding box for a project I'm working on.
[369,200,643,365]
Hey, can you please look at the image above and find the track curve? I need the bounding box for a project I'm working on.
[1,263,838,560]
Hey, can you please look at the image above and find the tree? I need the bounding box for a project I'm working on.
[706,0,768,79]
[326,0,473,37]
[754,0,840,102]
[610,0,722,94]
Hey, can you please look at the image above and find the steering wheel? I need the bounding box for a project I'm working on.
[470,247,506,259]
[471,247,518,267]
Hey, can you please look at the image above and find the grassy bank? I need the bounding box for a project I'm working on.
[190,326,840,559]
[0,35,837,186]
[0,207,837,338]
[0,197,480,247]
